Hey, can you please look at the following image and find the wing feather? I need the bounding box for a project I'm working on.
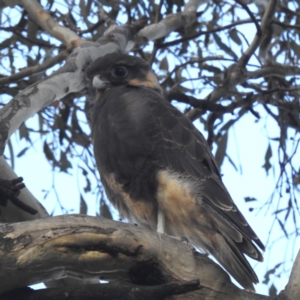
[145,89,265,252]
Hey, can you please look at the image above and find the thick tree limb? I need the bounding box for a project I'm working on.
[1,281,200,300]
[18,0,83,47]
[137,0,204,43]
[0,24,140,154]
[0,215,271,300]
[280,249,300,300]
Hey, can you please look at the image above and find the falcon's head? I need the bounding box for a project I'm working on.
[86,52,162,94]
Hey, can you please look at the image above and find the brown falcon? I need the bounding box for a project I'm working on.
[87,52,264,291]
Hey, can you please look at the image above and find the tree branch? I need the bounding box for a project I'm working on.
[0,215,271,300]
[137,0,205,43]
[19,0,83,47]
[0,50,69,85]
[238,0,277,67]
[280,249,300,300]
[0,18,145,155]
[201,0,277,104]
[248,65,300,79]
[1,281,200,300]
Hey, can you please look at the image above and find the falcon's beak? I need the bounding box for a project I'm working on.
[92,75,109,90]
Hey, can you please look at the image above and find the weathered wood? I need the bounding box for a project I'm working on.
[0,215,271,300]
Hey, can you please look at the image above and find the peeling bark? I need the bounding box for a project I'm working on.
[0,215,271,300]
[18,0,83,47]
[137,0,204,43]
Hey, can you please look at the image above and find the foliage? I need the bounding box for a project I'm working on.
[0,0,299,294]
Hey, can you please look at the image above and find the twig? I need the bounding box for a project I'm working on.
[1,280,201,300]
[19,0,83,47]
[235,0,262,36]
[99,7,116,27]
[238,0,277,67]
[0,50,69,85]
[158,19,260,49]
[155,0,164,23]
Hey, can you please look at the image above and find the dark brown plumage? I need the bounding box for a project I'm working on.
[87,52,264,291]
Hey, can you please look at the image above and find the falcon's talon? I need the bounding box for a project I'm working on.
[181,237,189,245]
[89,53,265,291]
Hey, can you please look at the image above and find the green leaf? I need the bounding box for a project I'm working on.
[244,197,257,202]
[201,64,221,74]
[19,123,30,141]
[213,33,238,60]
[263,262,282,284]
[43,141,55,162]
[262,143,272,175]
[80,194,88,215]
[17,147,29,158]
[100,200,113,220]
[269,284,277,297]
[159,56,169,71]
[290,40,300,58]
[59,151,72,172]
[215,131,228,168]
[228,29,242,46]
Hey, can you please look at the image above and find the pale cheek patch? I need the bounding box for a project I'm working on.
[128,72,162,92]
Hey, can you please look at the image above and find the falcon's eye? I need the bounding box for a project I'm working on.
[111,66,128,79]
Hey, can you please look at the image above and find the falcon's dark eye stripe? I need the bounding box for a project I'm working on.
[111,66,128,79]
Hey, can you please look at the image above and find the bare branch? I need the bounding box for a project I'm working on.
[0,50,69,85]
[0,215,271,300]
[158,19,259,49]
[1,281,200,300]
[235,0,262,36]
[200,0,277,104]
[19,0,83,47]
[137,0,205,43]
[99,7,116,27]
[0,20,144,154]
[248,66,300,79]
[238,0,277,67]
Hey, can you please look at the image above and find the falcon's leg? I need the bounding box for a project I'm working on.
[157,208,165,234]
[157,209,189,245]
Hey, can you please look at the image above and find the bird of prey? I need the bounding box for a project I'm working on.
[87,52,264,291]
